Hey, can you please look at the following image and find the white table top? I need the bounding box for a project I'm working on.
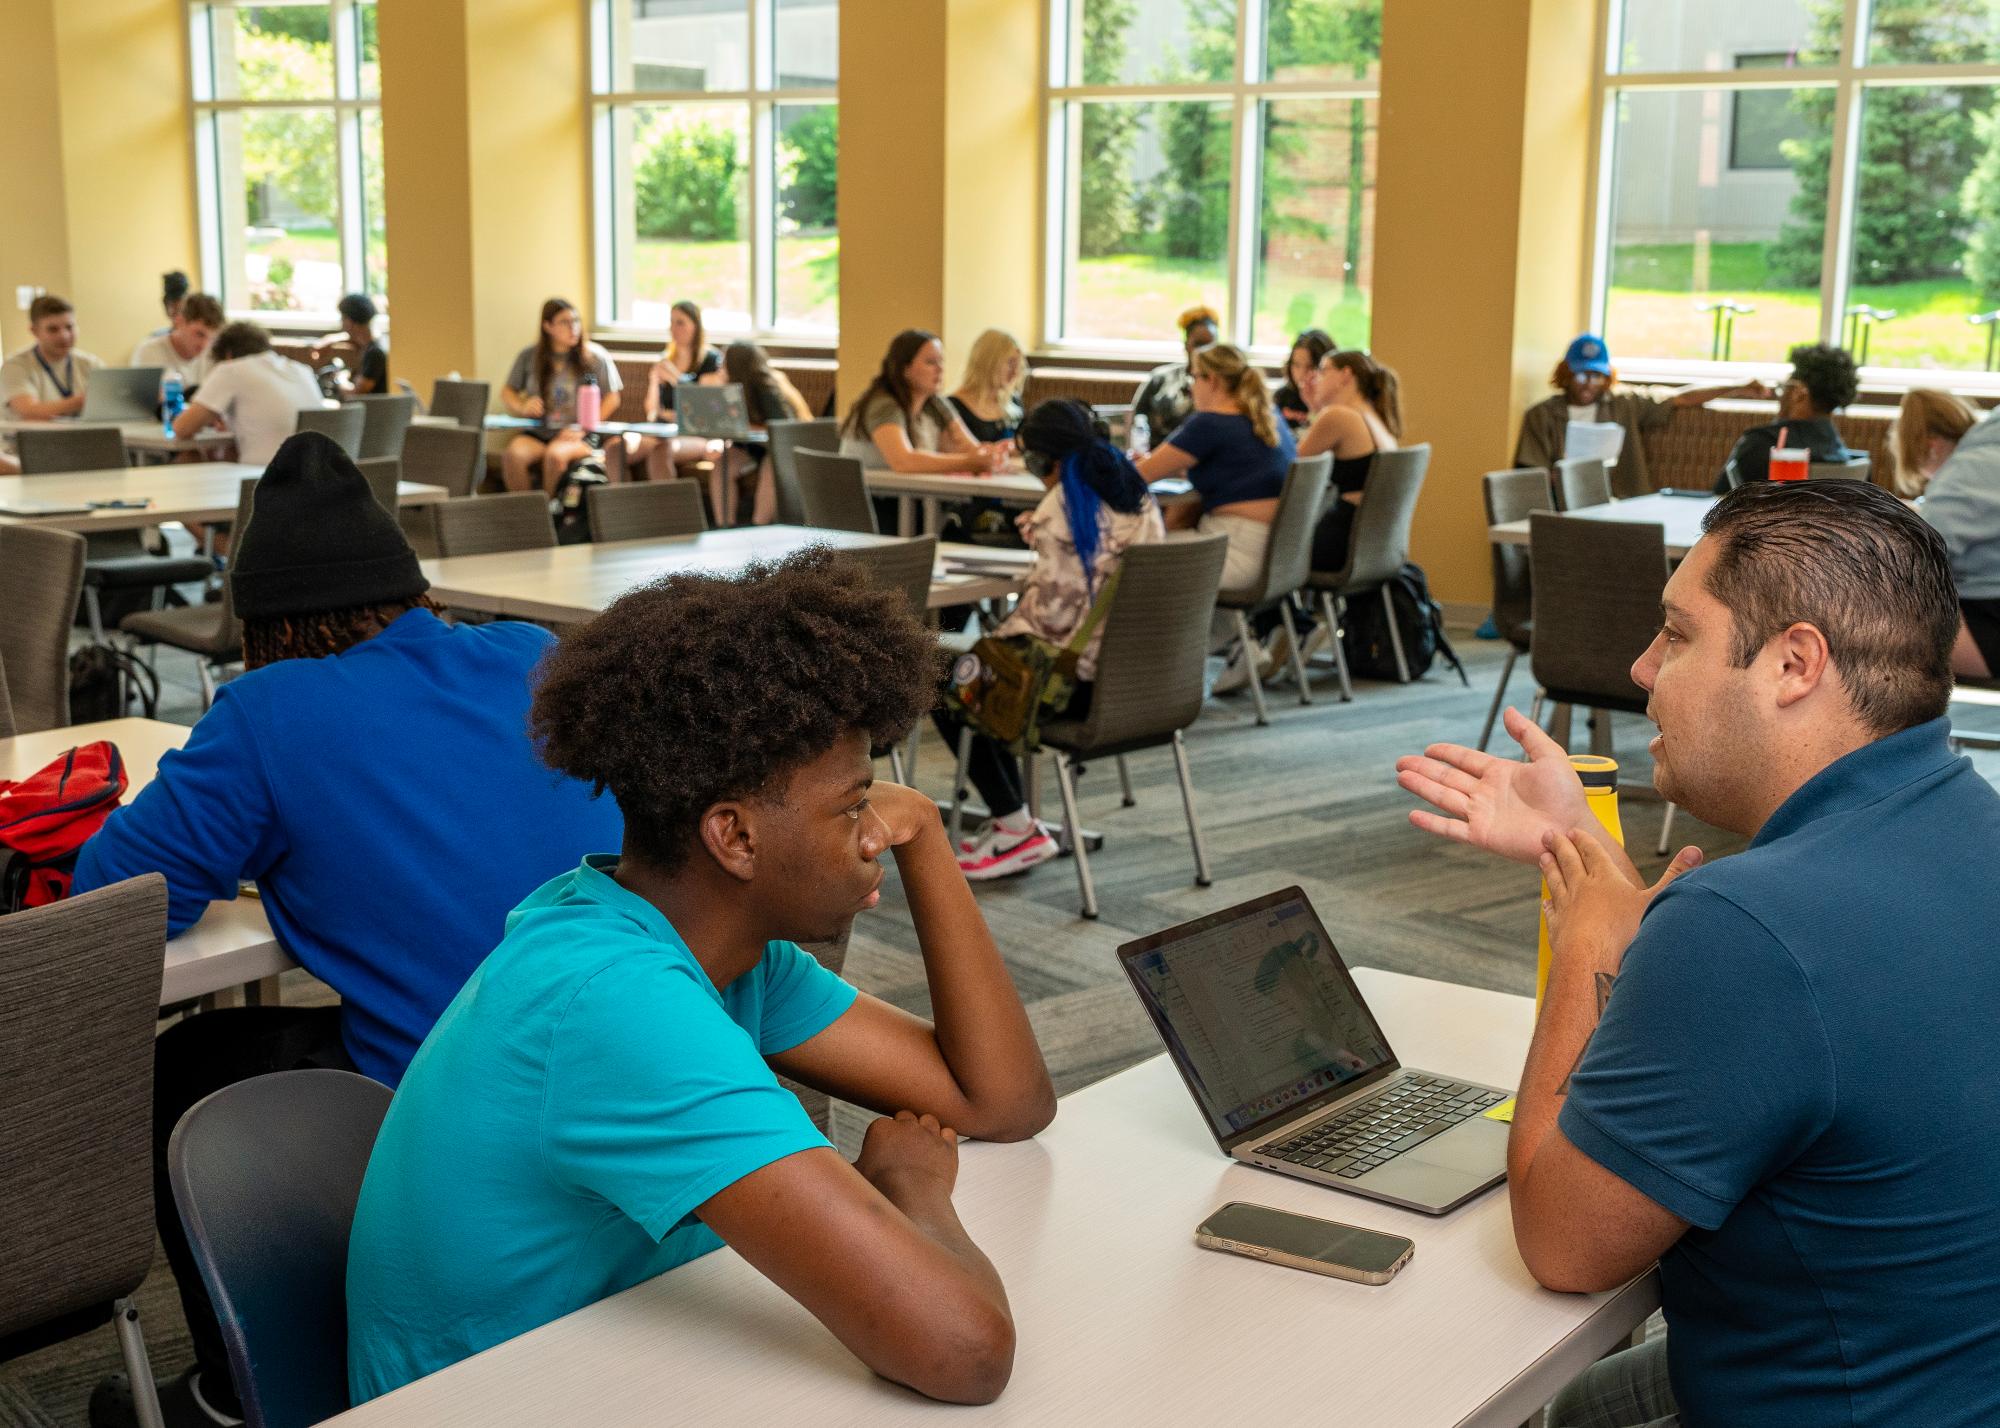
[325,968,1656,1427]
[0,718,293,1003]
[0,416,235,454]
[0,465,445,532]
[421,527,1033,621]
[865,469,1048,505]
[1488,490,1716,558]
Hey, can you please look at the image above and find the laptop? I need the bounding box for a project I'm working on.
[80,367,163,422]
[1118,887,1512,1215]
[675,383,754,441]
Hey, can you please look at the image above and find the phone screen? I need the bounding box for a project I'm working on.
[1199,1202,1410,1273]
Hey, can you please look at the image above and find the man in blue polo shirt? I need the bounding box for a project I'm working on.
[75,432,622,1428]
[1396,480,2000,1427]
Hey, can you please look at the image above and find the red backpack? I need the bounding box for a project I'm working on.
[0,742,128,913]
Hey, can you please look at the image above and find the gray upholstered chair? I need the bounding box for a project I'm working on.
[397,425,484,557]
[351,393,417,460]
[794,448,878,535]
[430,491,556,557]
[1212,453,1332,725]
[355,456,401,514]
[1555,456,1612,511]
[1029,533,1230,918]
[429,379,490,429]
[834,536,938,784]
[1306,444,1431,701]
[586,480,708,542]
[1527,511,1680,853]
[15,425,127,473]
[1478,467,1554,750]
[295,404,365,458]
[0,874,171,1428]
[766,418,838,526]
[121,479,255,710]
[0,524,86,732]
[1806,460,1870,481]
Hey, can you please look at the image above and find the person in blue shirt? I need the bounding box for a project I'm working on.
[76,432,623,1428]
[346,549,1056,1408]
[1396,480,2000,1427]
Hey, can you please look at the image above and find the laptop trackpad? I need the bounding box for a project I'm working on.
[1359,1118,1507,1207]
[1403,1115,1509,1175]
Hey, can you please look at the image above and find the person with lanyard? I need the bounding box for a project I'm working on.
[1130,305,1221,446]
[934,399,1165,881]
[0,294,102,421]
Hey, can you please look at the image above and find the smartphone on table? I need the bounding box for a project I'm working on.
[1194,1201,1414,1286]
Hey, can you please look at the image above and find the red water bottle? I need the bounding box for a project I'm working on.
[576,373,601,432]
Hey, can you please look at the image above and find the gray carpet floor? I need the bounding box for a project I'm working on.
[9,626,1997,1426]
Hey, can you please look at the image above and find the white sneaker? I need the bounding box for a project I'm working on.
[1212,641,1275,696]
[1299,623,1333,663]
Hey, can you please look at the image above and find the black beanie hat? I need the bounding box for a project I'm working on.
[229,431,429,621]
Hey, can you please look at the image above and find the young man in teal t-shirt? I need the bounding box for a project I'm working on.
[346,550,1056,1407]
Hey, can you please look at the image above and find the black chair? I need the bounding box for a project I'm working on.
[169,1069,393,1428]
[1477,468,1553,750]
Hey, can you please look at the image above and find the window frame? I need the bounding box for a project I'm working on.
[588,0,838,345]
[186,0,382,327]
[1586,0,2000,384]
[1041,0,1381,360]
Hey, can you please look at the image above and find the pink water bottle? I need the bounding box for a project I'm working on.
[576,373,601,432]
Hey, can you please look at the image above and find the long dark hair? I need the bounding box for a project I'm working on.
[667,299,707,372]
[723,340,775,392]
[842,328,937,439]
[532,297,582,406]
[1325,349,1404,439]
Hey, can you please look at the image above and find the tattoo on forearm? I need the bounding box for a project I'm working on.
[1558,972,1619,1095]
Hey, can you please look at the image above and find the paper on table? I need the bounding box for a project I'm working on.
[1484,1097,1516,1124]
[1564,420,1625,469]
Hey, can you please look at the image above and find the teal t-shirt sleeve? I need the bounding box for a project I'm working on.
[541,961,831,1241]
[1558,886,1836,1231]
[755,939,858,1055]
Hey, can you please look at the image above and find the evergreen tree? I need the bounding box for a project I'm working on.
[1079,0,1144,257]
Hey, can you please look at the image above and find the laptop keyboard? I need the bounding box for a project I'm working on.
[1256,1076,1508,1180]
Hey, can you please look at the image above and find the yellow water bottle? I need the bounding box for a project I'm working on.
[1536,755,1625,1010]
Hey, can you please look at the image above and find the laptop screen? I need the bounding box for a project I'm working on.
[1120,889,1396,1144]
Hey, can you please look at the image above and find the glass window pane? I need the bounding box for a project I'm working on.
[1262,0,1381,85]
[610,104,751,329]
[775,104,838,329]
[361,109,388,302]
[216,108,343,312]
[215,3,336,101]
[1849,85,2000,371]
[775,0,837,89]
[1074,0,1234,87]
[1065,99,1229,343]
[357,1,380,99]
[1252,97,1375,350]
[1612,0,1831,76]
[1603,87,1830,363]
[610,0,749,93]
[1869,1,2000,66]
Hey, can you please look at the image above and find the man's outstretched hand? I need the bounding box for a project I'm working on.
[1394,706,1628,870]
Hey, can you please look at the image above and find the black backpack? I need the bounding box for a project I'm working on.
[67,645,161,724]
[1338,563,1468,686]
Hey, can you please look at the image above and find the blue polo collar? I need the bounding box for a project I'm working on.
[1752,717,1962,848]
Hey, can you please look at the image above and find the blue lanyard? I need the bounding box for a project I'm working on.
[34,350,74,399]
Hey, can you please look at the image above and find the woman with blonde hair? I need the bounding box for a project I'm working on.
[1130,304,1222,444]
[1891,388,1980,497]
[948,329,1026,442]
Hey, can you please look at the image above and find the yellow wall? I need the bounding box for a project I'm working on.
[1372,0,1596,605]
[0,0,73,355]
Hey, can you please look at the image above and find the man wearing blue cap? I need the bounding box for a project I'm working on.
[1515,334,1765,497]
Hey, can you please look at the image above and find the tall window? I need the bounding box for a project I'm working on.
[1594,0,2000,374]
[189,0,385,319]
[591,0,839,338]
[1045,0,1380,353]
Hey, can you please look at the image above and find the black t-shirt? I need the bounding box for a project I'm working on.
[358,340,388,392]
[747,380,790,425]
[658,348,722,413]
[948,394,1020,443]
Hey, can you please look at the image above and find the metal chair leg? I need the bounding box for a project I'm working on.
[1547,702,1573,750]
[1477,649,1518,751]
[1053,751,1098,918]
[112,1297,166,1428]
[1657,801,1678,857]
[1382,583,1412,683]
[85,586,107,644]
[1235,609,1269,726]
[1321,592,1353,702]
[1116,755,1135,807]
[887,747,907,784]
[198,660,217,712]
[950,726,976,848]
[1279,596,1312,705]
[1529,690,1545,728]
[1025,751,1043,821]
[903,725,920,786]
[1172,730,1213,887]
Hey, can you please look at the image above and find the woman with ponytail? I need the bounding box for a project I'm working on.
[1299,348,1402,572]
[935,399,1164,881]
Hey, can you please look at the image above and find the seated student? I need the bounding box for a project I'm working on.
[333,292,388,396]
[1715,342,1862,491]
[130,290,223,400]
[718,339,810,525]
[500,297,624,493]
[1396,480,2000,1428]
[632,298,724,482]
[1516,334,1764,497]
[1298,348,1403,574]
[1889,387,1980,498]
[346,550,1055,1406]
[1917,403,2000,679]
[934,399,1164,880]
[75,433,622,1428]
[152,269,191,337]
[1274,327,1334,430]
[947,328,1026,443]
[0,294,103,420]
[1130,305,1220,445]
[839,328,1007,474]
[170,321,323,468]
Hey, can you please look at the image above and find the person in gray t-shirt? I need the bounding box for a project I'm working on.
[499,298,624,493]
